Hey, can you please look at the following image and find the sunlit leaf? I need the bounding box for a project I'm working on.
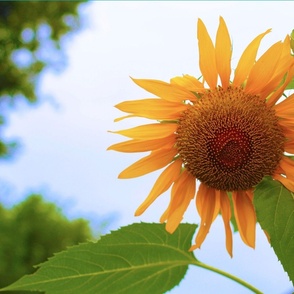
[1,223,197,294]
[254,177,294,284]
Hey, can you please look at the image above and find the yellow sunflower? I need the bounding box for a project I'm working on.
[108,17,294,257]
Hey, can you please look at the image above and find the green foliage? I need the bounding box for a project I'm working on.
[0,194,93,292]
[0,1,86,159]
[2,223,197,294]
[254,177,294,285]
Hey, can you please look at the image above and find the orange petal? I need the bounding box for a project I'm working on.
[215,16,232,89]
[232,190,256,248]
[278,156,294,181]
[132,78,196,102]
[219,190,233,257]
[135,159,182,216]
[280,126,294,153]
[115,98,188,120]
[197,19,218,88]
[107,134,176,153]
[285,140,294,153]
[110,123,178,140]
[233,29,271,87]
[267,64,294,107]
[190,183,220,251]
[273,174,294,192]
[245,41,283,94]
[163,170,196,233]
[259,37,294,99]
[118,147,178,178]
[170,75,205,94]
[278,120,294,130]
[274,93,294,119]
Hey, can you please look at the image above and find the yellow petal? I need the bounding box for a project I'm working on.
[260,38,294,99]
[245,42,283,94]
[115,98,188,120]
[114,114,138,122]
[197,19,218,89]
[118,147,178,178]
[190,183,220,251]
[232,190,256,248]
[215,16,232,89]
[135,159,182,216]
[110,123,178,140]
[132,78,196,102]
[164,170,196,233]
[233,29,271,86]
[218,190,233,257]
[107,134,176,153]
[170,75,205,94]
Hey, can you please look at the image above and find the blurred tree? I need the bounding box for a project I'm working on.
[0,194,94,292]
[0,1,87,159]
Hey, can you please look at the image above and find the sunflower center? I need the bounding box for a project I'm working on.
[209,128,251,170]
[176,86,285,191]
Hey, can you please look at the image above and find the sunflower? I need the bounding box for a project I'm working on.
[108,17,294,256]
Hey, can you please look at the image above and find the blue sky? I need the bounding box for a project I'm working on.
[0,2,294,293]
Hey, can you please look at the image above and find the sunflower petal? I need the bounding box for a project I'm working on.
[197,19,218,88]
[131,78,196,102]
[118,147,178,179]
[273,174,294,192]
[170,74,205,93]
[232,190,256,248]
[259,37,294,99]
[110,123,178,140]
[245,41,283,94]
[115,98,188,120]
[190,183,220,251]
[135,159,182,216]
[278,156,294,181]
[160,170,193,220]
[233,29,271,86]
[114,115,138,122]
[163,171,196,233]
[267,64,294,107]
[219,190,233,257]
[215,16,232,89]
[107,134,176,153]
[285,140,294,153]
[274,93,294,119]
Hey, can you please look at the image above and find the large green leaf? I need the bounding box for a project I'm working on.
[254,177,294,284]
[1,223,197,294]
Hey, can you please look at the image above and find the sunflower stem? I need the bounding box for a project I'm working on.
[192,261,262,294]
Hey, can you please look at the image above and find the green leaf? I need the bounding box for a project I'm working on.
[254,177,294,284]
[2,223,197,294]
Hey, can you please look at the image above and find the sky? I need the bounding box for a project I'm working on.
[0,1,294,293]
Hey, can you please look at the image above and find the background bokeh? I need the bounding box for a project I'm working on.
[0,2,293,293]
